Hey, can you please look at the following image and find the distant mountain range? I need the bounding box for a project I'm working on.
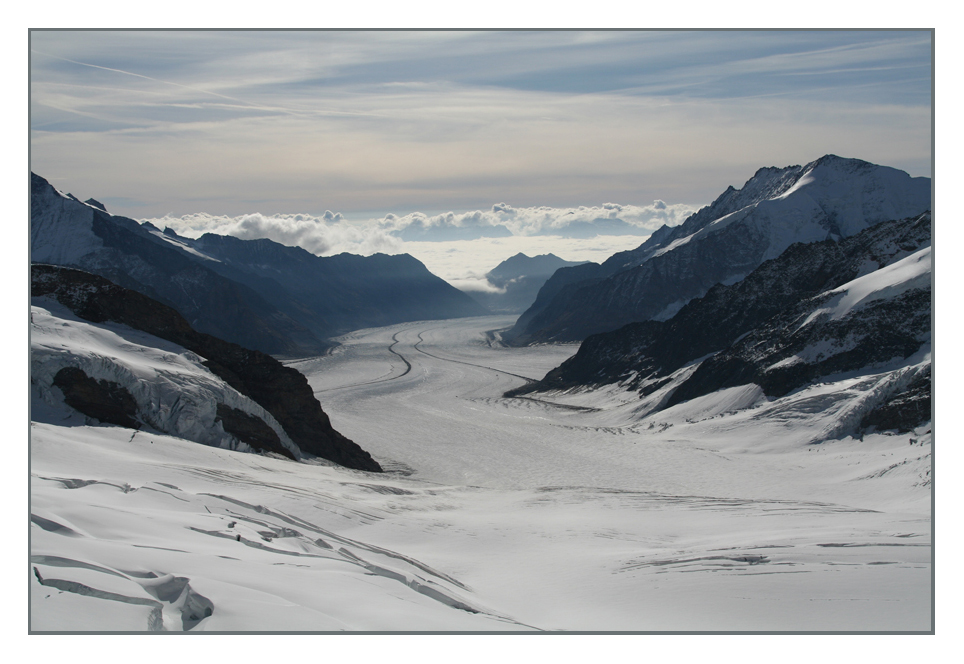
[31,173,487,356]
[502,155,931,346]
[509,211,931,435]
[464,253,589,313]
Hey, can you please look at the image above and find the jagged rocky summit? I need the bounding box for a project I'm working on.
[509,212,931,434]
[31,173,487,356]
[32,264,382,472]
[503,155,931,346]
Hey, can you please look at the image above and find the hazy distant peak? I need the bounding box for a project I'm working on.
[486,252,585,283]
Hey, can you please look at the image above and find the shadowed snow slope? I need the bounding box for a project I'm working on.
[33,315,931,632]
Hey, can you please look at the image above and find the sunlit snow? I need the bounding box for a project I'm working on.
[147,230,222,263]
[825,247,931,320]
[31,313,931,632]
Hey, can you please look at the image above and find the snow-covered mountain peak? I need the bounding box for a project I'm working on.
[504,157,931,346]
[30,174,105,266]
[627,156,927,271]
[726,163,807,206]
[753,155,931,248]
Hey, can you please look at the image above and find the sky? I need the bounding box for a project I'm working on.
[31,30,931,217]
[28,29,933,284]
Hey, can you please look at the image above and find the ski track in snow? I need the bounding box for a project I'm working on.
[32,315,931,631]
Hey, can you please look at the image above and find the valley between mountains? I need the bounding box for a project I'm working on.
[29,155,932,632]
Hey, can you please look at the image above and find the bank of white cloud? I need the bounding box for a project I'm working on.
[144,200,700,263]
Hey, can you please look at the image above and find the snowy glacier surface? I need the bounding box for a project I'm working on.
[31,315,931,632]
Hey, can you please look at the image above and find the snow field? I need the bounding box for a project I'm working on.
[31,314,931,631]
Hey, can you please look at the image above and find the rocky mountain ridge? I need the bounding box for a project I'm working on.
[181,231,488,337]
[509,212,931,435]
[31,173,323,356]
[503,155,931,345]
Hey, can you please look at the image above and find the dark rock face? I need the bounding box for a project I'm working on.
[666,287,929,406]
[52,367,140,429]
[33,264,382,472]
[215,404,292,460]
[196,339,378,470]
[511,212,932,433]
[504,156,931,345]
[511,220,768,343]
[860,367,931,433]
[505,262,606,340]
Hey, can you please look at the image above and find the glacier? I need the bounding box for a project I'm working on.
[31,298,300,458]
[31,313,931,632]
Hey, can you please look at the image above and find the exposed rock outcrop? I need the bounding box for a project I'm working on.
[860,367,932,433]
[215,404,292,460]
[52,367,141,430]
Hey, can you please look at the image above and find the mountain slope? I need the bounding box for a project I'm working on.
[503,156,931,345]
[31,173,488,355]
[181,231,489,337]
[31,173,326,356]
[510,212,931,435]
[32,264,382,472]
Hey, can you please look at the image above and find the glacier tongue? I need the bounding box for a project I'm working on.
[31,297,301,458]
